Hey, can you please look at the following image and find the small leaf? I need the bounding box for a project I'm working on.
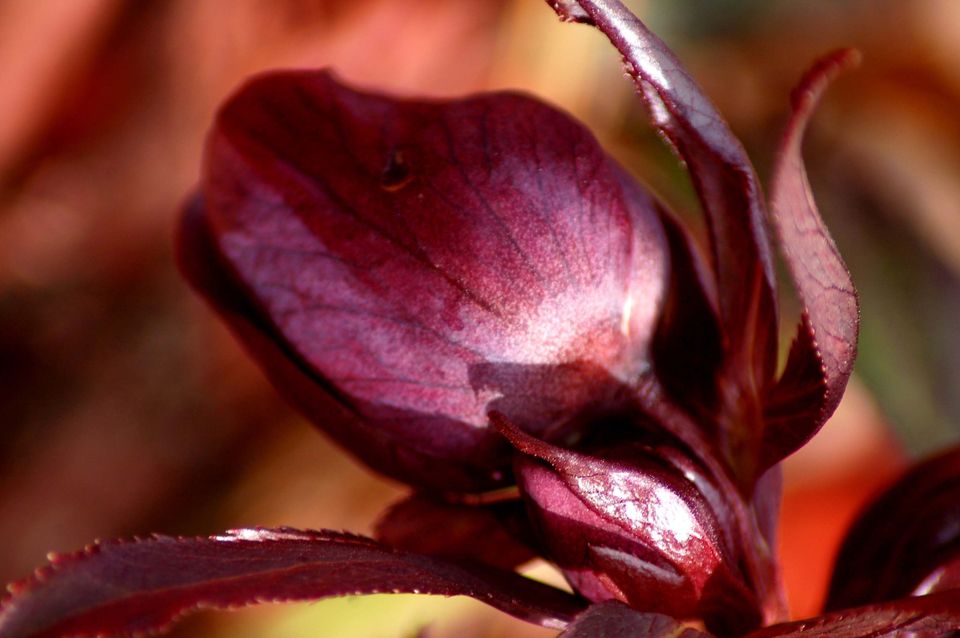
[745,590,960,637]
[182,69,670,492]
[826,445,960,610]
[761,49,861,468]
[558,601,714,638]
[374,493,537,571]
[0,528,585,638]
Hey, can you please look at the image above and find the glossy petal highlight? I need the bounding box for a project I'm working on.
[493,414,763,636]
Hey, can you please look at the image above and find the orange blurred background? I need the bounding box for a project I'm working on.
[1,1,958,635]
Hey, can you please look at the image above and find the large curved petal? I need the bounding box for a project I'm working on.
[761,49,861,468]
[549,0,780,479]
[0,528,585,638]
[185,70,668,491]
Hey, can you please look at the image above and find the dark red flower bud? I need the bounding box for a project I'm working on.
[178,71,672,493]
[493,414,769,637]
[826,445,960,610]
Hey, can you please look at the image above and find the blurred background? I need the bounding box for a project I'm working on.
[1,0,959,635]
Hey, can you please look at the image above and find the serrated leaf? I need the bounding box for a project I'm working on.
[762,49,861,468]
[0,528,585,638]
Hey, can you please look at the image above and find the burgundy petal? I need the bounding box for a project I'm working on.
[0,528,585,638]
[762,49,861,467]
[374,493,537,571]
[548,0,780,476]
[825,445,960,610]
[179,197,505,490]
[492,414,765,636]
[650,207,724,430]
[185,70,668,491]
[745,590,960,638]
[558,601,714,638]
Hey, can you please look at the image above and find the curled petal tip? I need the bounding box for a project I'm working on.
[791,48,862,113]
[760,46,861,468]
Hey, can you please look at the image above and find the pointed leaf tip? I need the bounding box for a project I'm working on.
[789,49,861,115]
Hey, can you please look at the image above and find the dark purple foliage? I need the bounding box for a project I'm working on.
[1,1,957,637]
[826,445,960,609]
[0,528,584,638]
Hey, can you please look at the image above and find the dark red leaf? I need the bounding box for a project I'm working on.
[184,69,670,492]
[548,0,780,478]
[374,493,537,571]
[558,601,714,638]
[746,590,960,637]
[826,445,960,610]
[492,414,764,636]
[761,49,861,467]
[0,528,585,638]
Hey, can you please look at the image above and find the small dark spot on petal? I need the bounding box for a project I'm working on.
[381,149,414,192]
